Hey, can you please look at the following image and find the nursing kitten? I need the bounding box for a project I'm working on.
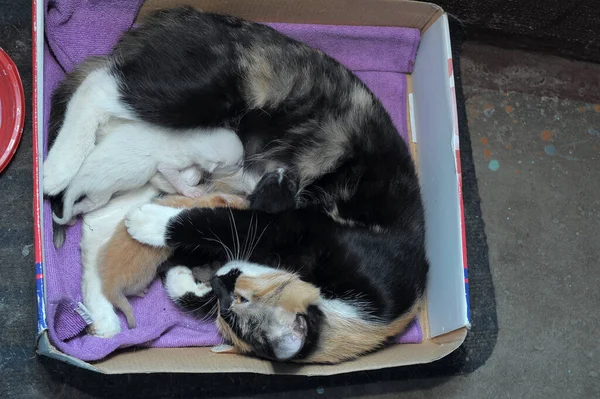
[51,120,244,227]
[50,8,428,363]
[81,166,210,337]
[99,193,248,331]
[87,172,275,337]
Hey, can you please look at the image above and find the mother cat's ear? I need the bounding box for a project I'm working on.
[271,314,308,361]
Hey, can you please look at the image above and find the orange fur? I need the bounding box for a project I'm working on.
[99,194,248,329]
[216,269,423,364]
[216,318,252,354]
[236,273,320,314]
[304,299,422,364]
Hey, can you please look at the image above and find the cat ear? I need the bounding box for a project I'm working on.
[211,344,239,354]
[272,314,307,361]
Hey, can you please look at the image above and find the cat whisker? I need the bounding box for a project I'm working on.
[226,208,241,261]
[245,217,271,262]
[204,229,234,262]
[240,211,254,262]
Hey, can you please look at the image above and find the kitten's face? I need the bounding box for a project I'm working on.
[211,262,323,361]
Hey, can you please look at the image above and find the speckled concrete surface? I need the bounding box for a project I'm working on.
[1,2,599,397]
[401,83,600,399]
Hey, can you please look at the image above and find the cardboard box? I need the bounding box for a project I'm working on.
[33,0,470,375]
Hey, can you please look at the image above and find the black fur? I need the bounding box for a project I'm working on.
[49,191,66,248]
[167,207,426,323]
[247,169,298,214]
[121,6,428,320]
[295,305,325,360]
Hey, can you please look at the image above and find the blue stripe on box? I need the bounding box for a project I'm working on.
[464,267,471,324]
[35,262,47,332]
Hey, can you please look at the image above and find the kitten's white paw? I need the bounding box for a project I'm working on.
[165,266,213,300]
[43,167,73,196]
[87,303,121,338]
[125,204,181,247]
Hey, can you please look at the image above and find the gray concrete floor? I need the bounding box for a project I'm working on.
[1,4,599,395]
[390,44,600,399]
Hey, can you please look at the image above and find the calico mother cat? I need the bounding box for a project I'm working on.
[45,7,429,364]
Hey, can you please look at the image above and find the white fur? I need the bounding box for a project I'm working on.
[80,184,160,338]
[266,307,306,360]
[276,167,285,184]
[216,261,276,277]
[125,203,183,247]
[271,329,304,361]
[164,266,212,300]
[53,120,244,224]
[44,68,132,195]
[150,165,204,194]
[320,298,362,320]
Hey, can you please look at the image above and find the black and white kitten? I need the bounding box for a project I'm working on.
[46,7,429,364]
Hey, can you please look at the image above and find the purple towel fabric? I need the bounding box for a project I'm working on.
[42,1,422,361]
[267,23,419,73]
[45,0,146,71]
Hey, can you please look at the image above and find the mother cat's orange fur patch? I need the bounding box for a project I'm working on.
[99,194,248,329]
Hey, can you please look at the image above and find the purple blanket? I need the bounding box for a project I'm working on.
[43,1,422,361]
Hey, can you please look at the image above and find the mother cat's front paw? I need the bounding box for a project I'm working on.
[125,203,181,247]
[164,266,213,300]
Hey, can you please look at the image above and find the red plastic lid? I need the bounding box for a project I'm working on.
[0,48,25,173]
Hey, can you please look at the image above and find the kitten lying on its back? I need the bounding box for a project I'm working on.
[51,120,244,226]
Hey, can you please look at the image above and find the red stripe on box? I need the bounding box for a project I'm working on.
[464,278,468,284]
[448,58,453,78]
[32,0,42,265]
[32,0,48,332]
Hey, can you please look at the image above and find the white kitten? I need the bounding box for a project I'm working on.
[53,120,244,225]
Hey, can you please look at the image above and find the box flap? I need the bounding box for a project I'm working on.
[37,332,100,372]
[136,0,442,32]
[411,14,470,337]
[91,328,467,375]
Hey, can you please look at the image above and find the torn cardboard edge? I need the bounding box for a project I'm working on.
[34,0,470,375]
